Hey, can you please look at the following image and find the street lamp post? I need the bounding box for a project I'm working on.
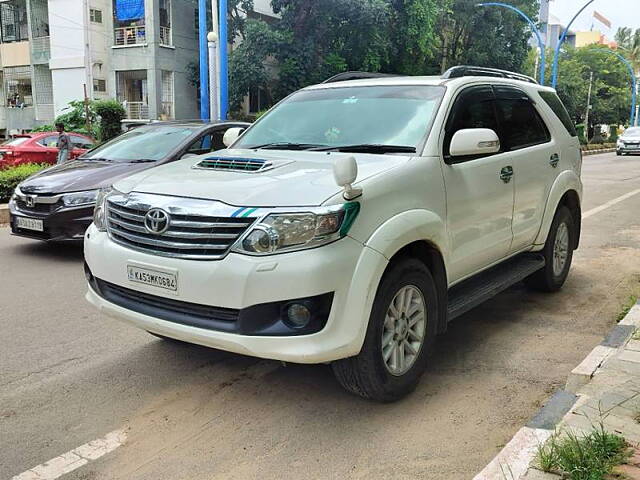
[475,2,546,85]
[550,0,595,88]
[594,48,637,127]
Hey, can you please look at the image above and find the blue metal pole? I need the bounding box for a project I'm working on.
[476,3,546,85]
[595,49,637,126]
[550,0,595,88]
[219,0,228,120]
[198,0,210,120]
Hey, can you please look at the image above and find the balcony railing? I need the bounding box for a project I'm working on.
[159,26,171,46]
[114,26,146,46]
[123,102,149,119]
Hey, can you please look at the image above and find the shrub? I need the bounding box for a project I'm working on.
[609,125,619,143]
[576,124,587,144]
[0,163,49,202]
[94,99,125,142]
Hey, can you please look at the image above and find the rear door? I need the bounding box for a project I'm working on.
[441,85,516,282]
[70,135,94,159]
[492,86,556,252]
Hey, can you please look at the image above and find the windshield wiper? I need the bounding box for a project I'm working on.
[129,159,157,163]
[81,157,114,162]
[246,142,328,151]
[311,144,416,154]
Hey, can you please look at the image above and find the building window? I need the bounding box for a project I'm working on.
[113,0,145,46]
[0,0,28,43]
[161,71,174,119]
[159,0,171,46]
[249,86,270,114]
[4,66,32,107]
[90,8,103,23]
[93,78,107,93]
[116,70,149,119]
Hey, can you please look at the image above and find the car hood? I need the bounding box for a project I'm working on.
[114,149,411,207]
[620,136,640,142]
[18,160,155,194]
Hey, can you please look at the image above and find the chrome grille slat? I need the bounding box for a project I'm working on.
[105,193,256,260]
[110,225,229,250]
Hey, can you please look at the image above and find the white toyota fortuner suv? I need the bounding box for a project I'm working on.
[85,66,582,402]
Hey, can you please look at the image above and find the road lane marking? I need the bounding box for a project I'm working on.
[11,429,127,480]
[583,188,640,219]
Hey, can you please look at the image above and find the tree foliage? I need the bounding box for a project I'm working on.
[229,0,538,112]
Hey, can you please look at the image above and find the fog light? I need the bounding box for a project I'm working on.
[285,303,311,328]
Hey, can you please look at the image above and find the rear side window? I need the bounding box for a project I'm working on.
[495,97,550,150]
[538,91,577,137]
[71,135,94,149]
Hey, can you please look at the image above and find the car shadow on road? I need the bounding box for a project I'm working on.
[9,240,84,263]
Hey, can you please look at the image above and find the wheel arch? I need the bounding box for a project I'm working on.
[364,209,450,335]
[534,171,582,249]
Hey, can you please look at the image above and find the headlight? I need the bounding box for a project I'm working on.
[62,189,99,207]
[93,187,114,232]
[233,202,360,255]
[10,186,21,204]
[617,139,624,146]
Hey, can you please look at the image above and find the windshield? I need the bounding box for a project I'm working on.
[623,127,640,137]
[81,125,198,162]
[2,137,30,147]
[235,85,445,151]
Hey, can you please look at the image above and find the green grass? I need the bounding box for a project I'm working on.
[535,423,629,480]
[617,295,638,324]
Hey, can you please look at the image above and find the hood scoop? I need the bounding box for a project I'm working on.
[193,156,288,173]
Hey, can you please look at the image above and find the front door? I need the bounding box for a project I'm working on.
[440,85,515,283]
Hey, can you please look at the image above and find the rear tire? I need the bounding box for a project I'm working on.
[332,258,438,402]
[525,206,574,292]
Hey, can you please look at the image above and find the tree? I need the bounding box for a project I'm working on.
[615,27,640,75]
[552,46,633,129]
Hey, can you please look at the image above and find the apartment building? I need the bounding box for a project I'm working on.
[0,0,200,136]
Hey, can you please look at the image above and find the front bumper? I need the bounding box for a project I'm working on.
[617,143,640,154]
[9,201,93,241]
[84,225,388,363]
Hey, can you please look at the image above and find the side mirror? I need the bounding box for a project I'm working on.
[449,128,500,158]
[333,155,362,200]
[223,127,245,147]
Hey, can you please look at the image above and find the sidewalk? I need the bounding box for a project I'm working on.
[475,302,640,480]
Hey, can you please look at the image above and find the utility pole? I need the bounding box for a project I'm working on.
[83,83,92,133]
[198,0,210,121]
[208,0,219,121]
[585,71,593,142]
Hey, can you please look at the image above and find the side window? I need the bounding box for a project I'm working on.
[38,135,59,147]
[71,135,94,149]
[538,91,577,137]
[444,86,499,159]
[187,131,226,154]
[493,87,550,151]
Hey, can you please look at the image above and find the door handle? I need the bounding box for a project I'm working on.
[500,166,513,183]
[549,153,560,168]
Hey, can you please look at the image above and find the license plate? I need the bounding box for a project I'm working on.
[127,265,178,292]
[16,216,44,232]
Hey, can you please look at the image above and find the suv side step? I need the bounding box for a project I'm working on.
[446,253,545,321]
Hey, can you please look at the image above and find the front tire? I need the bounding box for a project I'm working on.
[332,258,438,402]
[526,206,575,292]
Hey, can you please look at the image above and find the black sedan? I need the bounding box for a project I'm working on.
[9,121,249,241]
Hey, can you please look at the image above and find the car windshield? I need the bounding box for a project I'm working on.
[2,137,30,146]
[624,127,640,137]
[235,85,445,151]
[81,125,198,162]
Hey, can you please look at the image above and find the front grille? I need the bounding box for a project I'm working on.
[16,199,59,214]
[92,277,240,332]
[106,193,257,260]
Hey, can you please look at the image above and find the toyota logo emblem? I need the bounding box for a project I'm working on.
[144,208,170,234]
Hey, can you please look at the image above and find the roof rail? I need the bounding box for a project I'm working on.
[322,71,402,84]
[441,65,538,84]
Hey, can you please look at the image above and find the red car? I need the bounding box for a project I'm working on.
[0,132,95,168]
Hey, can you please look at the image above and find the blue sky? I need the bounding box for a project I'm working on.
[550,0,640,33]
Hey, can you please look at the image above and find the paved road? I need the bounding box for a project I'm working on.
[2,152,640,480]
